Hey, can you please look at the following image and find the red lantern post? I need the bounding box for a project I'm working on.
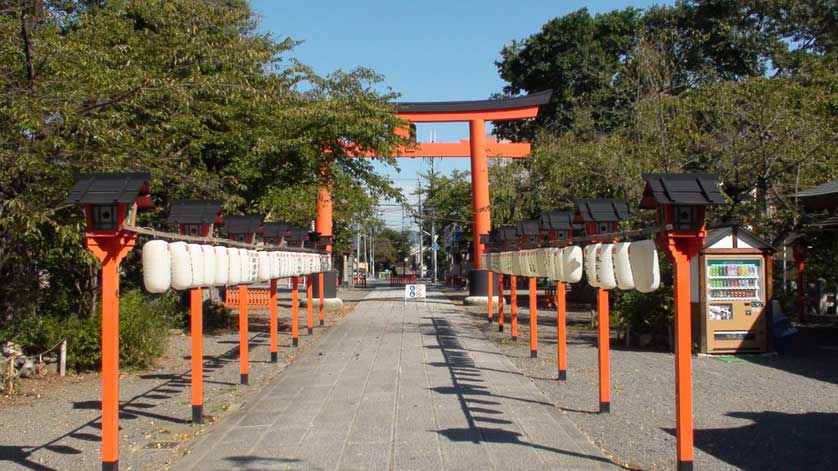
[540,211,574,380]
[168,200,222,423]
[262,222,290,362]
[225,215,263,385]
[641,173,724,471]
[68,173,152,471]
[574,199,630,413]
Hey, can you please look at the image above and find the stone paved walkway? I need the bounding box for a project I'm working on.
[176,286,617,470]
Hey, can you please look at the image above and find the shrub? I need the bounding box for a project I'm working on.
[611,253,674,343]
[118,289,184,370]
[0,289,185,372]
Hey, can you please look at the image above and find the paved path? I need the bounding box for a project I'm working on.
[177,287,616,470]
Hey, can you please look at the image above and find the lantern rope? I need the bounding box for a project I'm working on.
[120,224,324,254]
[571,224,673,243]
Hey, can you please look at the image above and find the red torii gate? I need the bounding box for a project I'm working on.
[315,90,551,297]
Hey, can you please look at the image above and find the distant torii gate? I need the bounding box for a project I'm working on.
[315,90,551,298]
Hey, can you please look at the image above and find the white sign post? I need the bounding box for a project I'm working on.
[404,284,427,305]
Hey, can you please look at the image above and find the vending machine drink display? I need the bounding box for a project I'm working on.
[693,226,775,353]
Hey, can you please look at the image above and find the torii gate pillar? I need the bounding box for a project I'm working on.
[467,118,495,299]
[315,183,343,310]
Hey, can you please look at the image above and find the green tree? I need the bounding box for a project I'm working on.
[0,0,407,327]
[372,227,411,271]
[490,4,838,336]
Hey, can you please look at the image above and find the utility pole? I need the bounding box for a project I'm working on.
[356,223,361,280]
[370,227,375,280]
[417,179,424,279]
[429,157,438,283]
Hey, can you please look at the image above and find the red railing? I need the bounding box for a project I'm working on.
[389,274,417,286]
[224,288,271,309]
[352,275,367,286]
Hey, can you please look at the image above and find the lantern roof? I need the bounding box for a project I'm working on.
[167,200,222,224]
[224,215,263,235]
[285,228,309,242]
[640,173,724,209]
[261,222,290,238]
[540,211,574,230]
[574,199,629,222]
[515,220,541,236]
[499,226,518,242]
[66,172,152,208]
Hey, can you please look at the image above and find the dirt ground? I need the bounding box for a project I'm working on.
[0,287,371,471]
[452,288,838,471]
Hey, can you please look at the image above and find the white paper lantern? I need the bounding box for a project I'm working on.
[536,248,550,278]
[584,244,601,287]
[597,243,617,290]
[510,252,519,276]
[553,247,566,282]
[227,248,242,285]
[542,248,556,280]
[241,249,252,284]
[142,240,171,293]
[236,249,248,284]
[257,251,271,282]
[213,246,229,286]
[630,240,660,293]
[563,246,584,283]
[170,242,192,290]
[187,244,205,288]
[614,242,635,290]
[201,245,215,288]
[278,252,288,278]
[269,252,280,279]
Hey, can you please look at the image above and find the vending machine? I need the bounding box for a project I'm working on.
[693,226,775,353]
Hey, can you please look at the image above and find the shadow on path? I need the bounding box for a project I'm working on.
[1,332,266,471]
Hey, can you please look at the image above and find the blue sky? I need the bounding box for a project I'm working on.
[250,0,670,228]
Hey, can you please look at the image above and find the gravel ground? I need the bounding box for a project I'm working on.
[449,288,838,471]
[0,286,371,471]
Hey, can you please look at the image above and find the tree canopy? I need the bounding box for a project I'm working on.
[486,0,837,335]
[0,0,406,322]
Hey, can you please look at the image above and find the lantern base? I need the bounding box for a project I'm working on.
[271,352,278,363]
[677,461,693,471]
[599,402,611,413]
[103,460,118,471]
[498,325,504,332]
[558,370,567,381]
[192,405,203,424]
[467,269,500,297]
[240,374,248,385]
[463,296,501,306]
[299,297,344,312]
[530,350,537,358]
[292,338,299,347]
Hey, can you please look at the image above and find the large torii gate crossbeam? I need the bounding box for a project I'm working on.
[316,90,551,299]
